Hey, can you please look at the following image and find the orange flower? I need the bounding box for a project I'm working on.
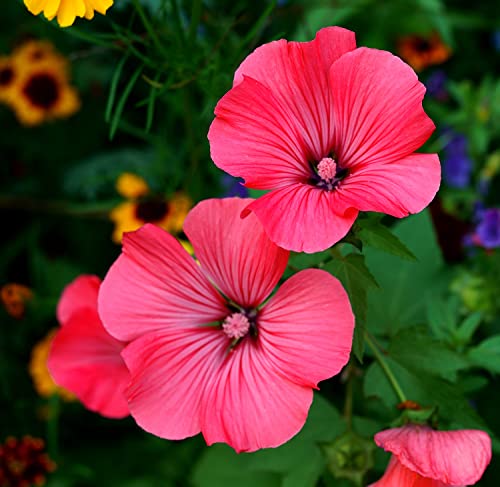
[0,436,56,487]
[397,32,451,71]
[1,283,33,319]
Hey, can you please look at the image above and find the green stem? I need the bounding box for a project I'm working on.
[364,332,407,404]
[343,364,354,430]
[132,0,168,57]
[188,0,203,44]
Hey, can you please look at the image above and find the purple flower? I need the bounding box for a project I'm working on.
[476,208,500,249]
[220,173,249,198]
[442,132,473,189]
[426,70,448,101]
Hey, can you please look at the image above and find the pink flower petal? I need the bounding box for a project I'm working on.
[200,339,313,453]
[48,308,129,418]
[208,76,311,189]
[329,47,436,168]
[57,274,101,324]
[121,327,227,440]
[242,183,359,253]
[337,153,441,217]
[233,26,357,161]
[257,269,354,387]
[368,456,451,487]
[374,425,492,485]
[98,224,227,342]
[184,198,289,308]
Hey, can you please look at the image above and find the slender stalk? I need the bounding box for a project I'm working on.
[188,0,203,44]
[343,364,354,430]
[364,331,407,404]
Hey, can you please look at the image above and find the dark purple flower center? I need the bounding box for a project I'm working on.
[310,157,348,191]
[135,199,169,222]
[23,73,59,109]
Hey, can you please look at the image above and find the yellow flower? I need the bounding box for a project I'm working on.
[29,329,76,401]
[110,192,192,244]
[397,32,451,72]
[9,57,80,126]
[116,173,150,199]
[24,0,114,28]
[0,57,17,105]
[1,283,33,319]
[12,39,68,70]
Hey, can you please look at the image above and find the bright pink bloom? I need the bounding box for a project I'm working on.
[98,198,354,452]
[370,425,492,486]
[208,27,441,253]
[48,275,129,419]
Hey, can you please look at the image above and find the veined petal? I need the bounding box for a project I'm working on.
[375,425,492,485]
[98,224,227,342]
[57,275,101,324]
[368,456,451,487]
[337,154,440,217]
[209,76,310,189]
[201,338,313,453]
[233,26,357,161]
[121,327,227,440]
[242,183,359,253]
[258,269,354,387]
[330,48,435,168]
[184,198,289,308]
[48,308,129,419]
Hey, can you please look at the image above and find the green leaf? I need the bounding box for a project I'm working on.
[364,211,449,335]
[356,217,417,261]
[364,356,485,430]
[468,336,500,374]
[426,296,459,341]
[455,312,482,345]
[388,327,470,381]
[191,395,344,487]
[326,253,378,363]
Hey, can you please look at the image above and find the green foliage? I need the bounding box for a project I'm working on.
[364,210,449,335]
[326,253,378,363]
[192,395,345,487]
[468,336,500,374]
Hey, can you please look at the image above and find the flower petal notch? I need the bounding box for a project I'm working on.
[48,275,129,419]
[98,198,355,452]
[369,425,492,486]
[208,27,441,253]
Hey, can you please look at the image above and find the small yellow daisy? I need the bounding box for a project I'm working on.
[24,0,114,28]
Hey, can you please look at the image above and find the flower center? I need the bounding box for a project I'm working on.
[0,67,14,86]
[23,73,59,109]
[313,157,348,191]
[222,312,250,339]
[135,199,169,223]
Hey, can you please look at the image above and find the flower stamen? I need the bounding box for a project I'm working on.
[222,312,250,339]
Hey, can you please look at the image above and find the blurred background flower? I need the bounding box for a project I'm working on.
[398,32,451,71]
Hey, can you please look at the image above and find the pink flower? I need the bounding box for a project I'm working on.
[370,425,492,486]
[48,275,129,419]
[98,198,355,452]
[208,27,441,253]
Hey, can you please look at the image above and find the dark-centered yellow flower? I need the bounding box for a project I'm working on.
[24,0,114,28]
[1,283,33,319]
[111,173,192,244]
[9,57,80,126]
[397,32,451,71]
[0,57,17,105]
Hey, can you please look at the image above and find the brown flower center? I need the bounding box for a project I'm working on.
[135,199,169,222]
[23,73,59,109]
[0,66,14,86]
